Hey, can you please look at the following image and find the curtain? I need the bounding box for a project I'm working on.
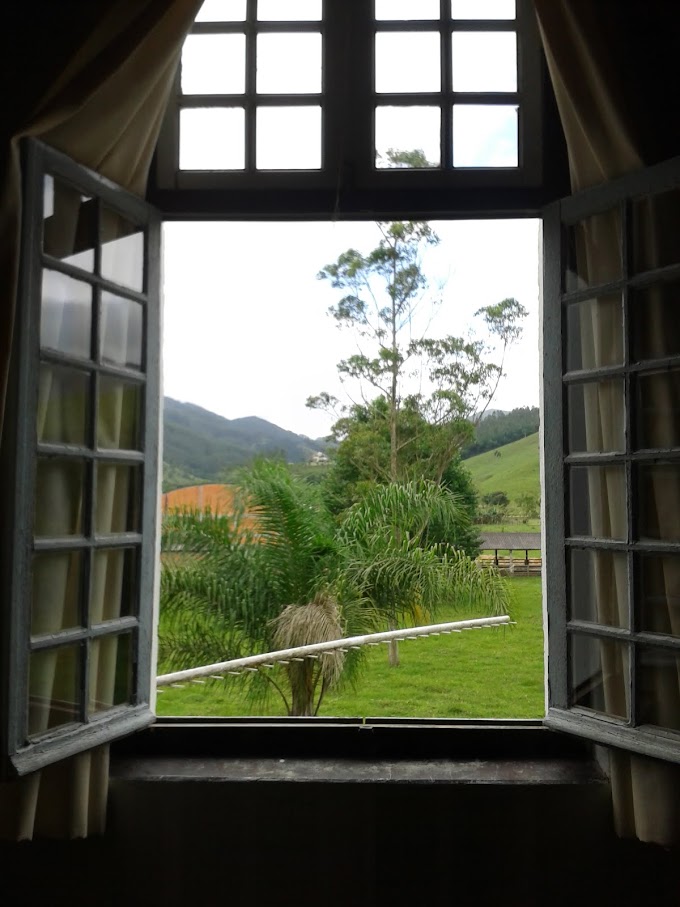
[535,0,680,845]
[0,0,202,841]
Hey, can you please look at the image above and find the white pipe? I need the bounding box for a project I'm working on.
[156,615,511,687]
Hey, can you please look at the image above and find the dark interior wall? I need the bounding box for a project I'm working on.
[2,778,678,907]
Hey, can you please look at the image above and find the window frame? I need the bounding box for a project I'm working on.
[0,139,162,777]
[542,153,680,765]
[151,0,554,220]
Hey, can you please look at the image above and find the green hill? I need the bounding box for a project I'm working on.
[465,432,540,504]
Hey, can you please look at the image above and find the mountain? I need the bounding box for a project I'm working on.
[162,398,327,491]
[465,432,540,504]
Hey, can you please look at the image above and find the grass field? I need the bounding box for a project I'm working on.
[156,576,544,720]
[465,432,539,505]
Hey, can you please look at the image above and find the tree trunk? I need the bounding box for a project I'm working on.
[289,662,315,716]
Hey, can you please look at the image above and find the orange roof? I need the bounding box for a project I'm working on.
[162,483,238,514]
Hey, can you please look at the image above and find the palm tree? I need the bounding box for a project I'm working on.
[159,462,508,715]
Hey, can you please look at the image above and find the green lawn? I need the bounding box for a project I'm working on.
[156,576,544,720]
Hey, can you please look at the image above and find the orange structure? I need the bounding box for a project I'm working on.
[161,484,261,532]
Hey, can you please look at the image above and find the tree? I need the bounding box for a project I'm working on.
[308,223,528,487]
[159,462,508,712]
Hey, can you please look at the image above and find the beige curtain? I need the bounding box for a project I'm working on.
[535,0,680,845]
[0,0,202,841]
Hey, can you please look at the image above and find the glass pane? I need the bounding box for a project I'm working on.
[375,106,440,168]
[91,548,138,622]
[567,380,625,454]
[637,464,680,543]
[43,176,95,272]
[569,549,628,627]
[40,270,92,359]
[37,364,89,446]
[100,209,144,294]
[452,33,516,92]
[375,33,440,93]
[32,551,83,635]
[452,105,517,167]
[35,458,85,538]
[636,370,680,450]
[568,465,626,540]
[375,0,440,18]
[632,189,680,274]
[257,33,322,94]
[88,633,133,715]
[630,281,680,362]
[637,554,680,637]
[637,646,680,732]
[179,108,245,170]
[565,296,623,372]
[195,0,246,20]
[28,645,81,737]
[570,633,629,720]
[98,376,142,450]
[181,34,246,95]
[452,0,515,18]
[256,106,321,169]
[95,463,141,534]
[101,292,143,370]
[565,211,622,293]
[258,0,322,19]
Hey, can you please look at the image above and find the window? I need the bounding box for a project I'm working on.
[543,154,680,763]
[152,0,548,219]
[0,140,161,775]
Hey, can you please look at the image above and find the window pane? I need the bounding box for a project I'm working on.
[375,0,440,19]
[637,554,680,637]
[195,0,246,20]
[43,176,95,272]
[258,0,322,19]
[630,281,680,362]
[637,464,680,543]
[375,33,441,93]
[91,548,138,622]
[28,645,81,737]
[101,292,144,370]
[637,646,680,732]
[256,33,322,94]
[37,364,89,446]
[40,270,92,359]
[98,376,142,450]
[375,107,440,168]
[180,108,245,170]
[100,209,144,293]
[568,465,626,540]
[32,551,83,635]
[452,33,516,92]
[181,34,246,95]
[636,370,680,450]
[565,211,623,293]
[96,464,141,535]
[565,296,623,372]
[256,106,321,169]
[567,380,625,454]
[88,633,134,715]
[452,0,515,19]
[568,548,628,627]
[452,105,517,167]
[35,458,85,538]
[570,633,629,720]
[632,189,680,274]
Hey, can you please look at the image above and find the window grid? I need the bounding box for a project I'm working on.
[554,177,680,746]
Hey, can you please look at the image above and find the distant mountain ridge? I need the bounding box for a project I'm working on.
[163,397,327,491]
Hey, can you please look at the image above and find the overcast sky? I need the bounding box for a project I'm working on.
[162,218,540,439]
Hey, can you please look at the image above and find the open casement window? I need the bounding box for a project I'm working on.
[1,140,161,776]
[152,0,545,218]
[543,155,680,764]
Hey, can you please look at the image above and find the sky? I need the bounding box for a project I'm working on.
[162,218,540,439]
